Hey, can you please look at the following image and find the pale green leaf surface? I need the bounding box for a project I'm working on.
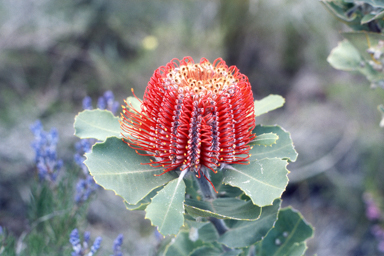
[250,125,298,162]
[185,198,261,220]
[160,231,204,256]
[249,133,279,147]
[360,10,384,24]
[361,13,376,24]
[222,158,288,207]
[145,177,186,236]
[126,96,142,112]
[256,207,314,256]
[327,40,362,71]
[254,95,285,116]
[84,137,177,204]
[74,109,121,140]
[218,199,281,248]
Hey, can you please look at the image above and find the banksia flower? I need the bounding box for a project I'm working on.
[121,57,255,190]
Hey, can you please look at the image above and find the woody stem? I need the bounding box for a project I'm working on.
[194,167,228,236]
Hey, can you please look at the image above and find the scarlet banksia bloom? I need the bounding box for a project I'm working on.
[121,57,255,190]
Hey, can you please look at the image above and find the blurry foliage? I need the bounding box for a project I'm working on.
[322,0,384,254]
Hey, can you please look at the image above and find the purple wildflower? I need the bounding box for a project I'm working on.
[82,96,92,110]
[111,234,123,256]
[30,120,63,182]
[69,228,102,256]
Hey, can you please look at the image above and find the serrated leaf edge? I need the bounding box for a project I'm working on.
[221,158,290,207]
[73,109,122,140]
[84,140,177,205]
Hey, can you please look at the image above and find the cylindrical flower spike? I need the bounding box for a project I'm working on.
[121,57,255,191]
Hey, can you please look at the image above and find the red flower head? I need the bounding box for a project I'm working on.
[121,57,255,191]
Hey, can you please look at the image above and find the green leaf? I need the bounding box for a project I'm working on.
[185,198,261,220]
[327,40,363,71]
[283,242,308,256]
[341,32,384,83]
[159,231,204,256]
[145,176,186,236]
[210,171,244,198]
[327,33,384,85]
[124,186,163,211]
[74,109,121,140]
[190,246,242,256]
[249,133,279,147]
[251,125,298,162]
[218,199,281,248]
[254,95,285,116]
[85,137,177,204]
[361,13,377,24]
[197,223,220,242]
[256,207,314,256]
[360,11,384,24]
[222,158,288,207]
[320,1,373,30]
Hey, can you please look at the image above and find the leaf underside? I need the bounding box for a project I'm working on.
[254,95,285,116]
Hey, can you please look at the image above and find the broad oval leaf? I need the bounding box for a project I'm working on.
[249,133,279,147]
[185,198,261,220]
[222,158,288,207]
[254,95,285,117]
[218,199,281,248]
[256,207,314,256]
[251,125,298,162]
[327,40,362,71]
[84,137,177,204]
[145,177,186,236]
[74,109,121,140]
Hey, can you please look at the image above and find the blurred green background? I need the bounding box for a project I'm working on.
[1,0,384,255]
